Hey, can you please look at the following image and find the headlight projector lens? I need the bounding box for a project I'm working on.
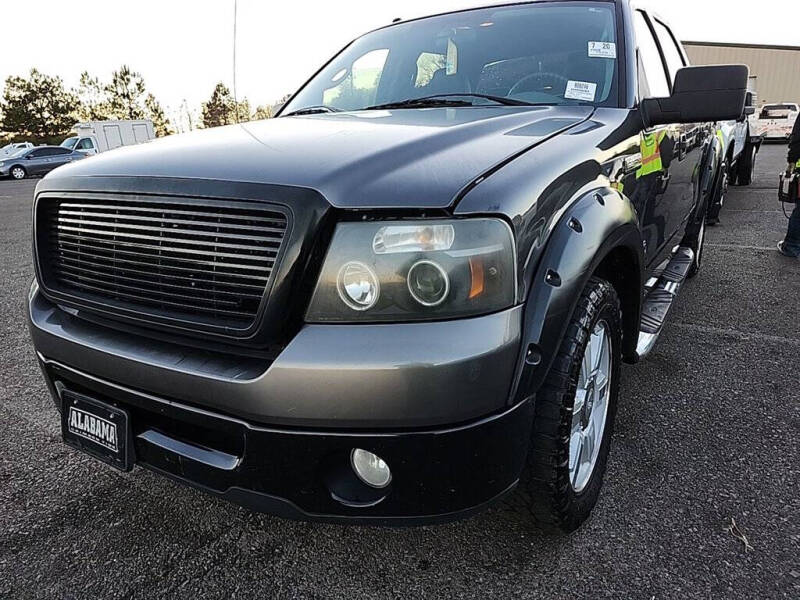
[337,262,379,310]
[407,260,449,307]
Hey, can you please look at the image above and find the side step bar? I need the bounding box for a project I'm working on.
[635,246,694,360]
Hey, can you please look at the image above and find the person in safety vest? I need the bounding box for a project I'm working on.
[630,129,674,256]
[778,116,800,258]
[636,129,670,179]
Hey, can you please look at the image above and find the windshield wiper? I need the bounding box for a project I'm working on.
[283,105,342,117]
[365,97,475,110]
[365,93,537,110]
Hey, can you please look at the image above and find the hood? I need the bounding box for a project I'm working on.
[49,106,593,209]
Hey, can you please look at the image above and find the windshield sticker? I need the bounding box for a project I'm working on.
[446,39,458,75]
[588,41,617,59]
[565,80,597,102]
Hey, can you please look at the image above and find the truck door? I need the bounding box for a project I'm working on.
[652,18,706,239]
[75,137,98,155]
[629,10,679,266]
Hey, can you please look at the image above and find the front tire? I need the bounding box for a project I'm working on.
[516,277,622,533]
[10,166,26,180]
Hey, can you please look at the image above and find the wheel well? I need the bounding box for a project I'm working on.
[593,246,641,363]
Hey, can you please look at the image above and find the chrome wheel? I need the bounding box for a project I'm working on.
[569,319,612,493]
[11,166,25,180]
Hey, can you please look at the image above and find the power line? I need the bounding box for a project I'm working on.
[232,0,240,123]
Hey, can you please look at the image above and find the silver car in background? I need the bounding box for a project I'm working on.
[0,146,85,180]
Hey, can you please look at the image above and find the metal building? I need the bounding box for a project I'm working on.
[683,41,800,106]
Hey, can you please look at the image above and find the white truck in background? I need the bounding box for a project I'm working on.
[708,91,761,224]
[752,103,799,141]
[60,120,155,156]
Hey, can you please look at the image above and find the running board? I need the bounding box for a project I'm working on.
[635,246,694,360]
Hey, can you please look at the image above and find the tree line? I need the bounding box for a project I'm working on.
[0,67,279,146]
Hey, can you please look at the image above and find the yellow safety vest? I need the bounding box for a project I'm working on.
[716,128,725,149]
[796,158,800,169]
[637,130,667,178]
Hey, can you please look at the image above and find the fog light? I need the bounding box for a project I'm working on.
[351,448,392,488]
[407,260,449,307]
[337,262,379,311]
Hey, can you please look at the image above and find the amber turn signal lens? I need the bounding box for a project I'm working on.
[469,257,485,299]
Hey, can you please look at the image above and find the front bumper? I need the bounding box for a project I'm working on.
[29,284,532,522]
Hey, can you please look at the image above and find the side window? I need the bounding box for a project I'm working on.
[322,48,389,110]
[76,138,95,150]
[51,147,71,155]
[29,149,48,158]
[653,21,686,86]
[634,11,669,98]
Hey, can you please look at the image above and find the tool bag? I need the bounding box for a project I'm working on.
[779,171,800,204]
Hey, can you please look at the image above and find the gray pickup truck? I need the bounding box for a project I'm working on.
[28,0,747,532]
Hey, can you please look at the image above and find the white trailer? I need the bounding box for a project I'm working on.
[61,120,155,155]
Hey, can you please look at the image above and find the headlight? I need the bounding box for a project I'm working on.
[306,218,516,322]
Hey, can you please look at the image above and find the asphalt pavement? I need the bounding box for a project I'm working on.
[1,145,798,599]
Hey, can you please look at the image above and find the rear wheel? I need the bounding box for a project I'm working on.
[515,277,621,533]
[735,143,756,186]
[10,166,26,180]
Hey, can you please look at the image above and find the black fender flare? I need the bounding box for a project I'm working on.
[509,186,644,404]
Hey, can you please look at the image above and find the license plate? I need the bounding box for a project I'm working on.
[61,390,133,471]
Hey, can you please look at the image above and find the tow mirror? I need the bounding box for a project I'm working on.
[641,65,749,126]
[743,91,756,116]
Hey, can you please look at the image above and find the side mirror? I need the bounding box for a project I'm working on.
[742,91,756,117]
[641,65,749,127]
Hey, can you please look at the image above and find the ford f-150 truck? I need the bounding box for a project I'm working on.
[28,0,747,532]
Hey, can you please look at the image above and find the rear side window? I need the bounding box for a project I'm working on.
[51,147,71,155]
[653,20,686,86]
[634,11,669,98]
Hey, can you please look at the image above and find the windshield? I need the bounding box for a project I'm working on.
[60,137,78,150]
[6,148,29,158]
[282,2,619,115]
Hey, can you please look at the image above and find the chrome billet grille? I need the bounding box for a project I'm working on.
[39,197,288,330]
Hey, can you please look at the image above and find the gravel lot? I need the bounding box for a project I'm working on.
[1,145,798,599]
